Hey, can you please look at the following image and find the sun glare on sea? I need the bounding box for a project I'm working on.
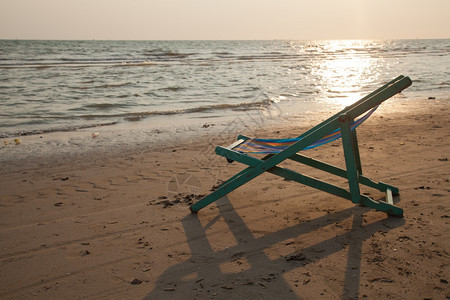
[312,40,383,107]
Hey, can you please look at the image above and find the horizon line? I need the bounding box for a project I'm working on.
[1,37,449,42]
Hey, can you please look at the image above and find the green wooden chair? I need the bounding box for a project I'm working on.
[190,75,412,217]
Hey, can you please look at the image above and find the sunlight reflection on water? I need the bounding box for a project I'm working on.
[309,40,390,107]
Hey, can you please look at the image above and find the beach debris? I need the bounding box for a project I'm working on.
[137,237,152,249]
[130,279,143,285]
[92,132,99,138]
[221,285,233,290]
[81,250,90,256]
[14,138,21,145]
[397,235,412,242]
[54,202,63,207]
[152,193,205,208]
[428,96,436,100]
[368,277,394,283]
[302,279,311,285]
[414,186,431,190]
[210,180,225,191]
[285,252,307,261]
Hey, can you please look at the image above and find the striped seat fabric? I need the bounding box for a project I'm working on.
[233,106,378,154]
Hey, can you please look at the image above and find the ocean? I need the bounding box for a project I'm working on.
[0,39,449,138]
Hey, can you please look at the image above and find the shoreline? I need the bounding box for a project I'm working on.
[1,96,449,299]
[1,95,446,166]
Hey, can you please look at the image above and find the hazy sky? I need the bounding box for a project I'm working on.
[1,0,449,40]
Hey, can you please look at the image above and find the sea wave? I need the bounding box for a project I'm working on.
[143,49,195,59]
[0,59,156,69]
[0,121,119,138]
[75,82,132,90]
[0,99,274,137]
[158,86,186,92]
[85,103,130,110]
[81,98,275,120]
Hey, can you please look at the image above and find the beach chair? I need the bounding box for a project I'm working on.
[190,75,412,217]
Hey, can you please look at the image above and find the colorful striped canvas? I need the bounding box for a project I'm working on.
[233,106,378,154]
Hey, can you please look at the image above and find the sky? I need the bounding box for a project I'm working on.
[1,0,449,40]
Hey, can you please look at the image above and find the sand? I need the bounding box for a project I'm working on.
[0,98,449,299]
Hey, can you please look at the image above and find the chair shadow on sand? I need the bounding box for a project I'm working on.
[144,193,405,299]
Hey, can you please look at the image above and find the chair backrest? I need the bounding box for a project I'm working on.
[297,75,409,139]
[255,76,412,167]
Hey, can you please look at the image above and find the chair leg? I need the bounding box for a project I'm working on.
[351,129,363,175]
[339,114,403,216]
[339,114,362,204]
[190,163,264,213]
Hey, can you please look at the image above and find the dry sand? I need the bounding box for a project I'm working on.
[1,98,449,299]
